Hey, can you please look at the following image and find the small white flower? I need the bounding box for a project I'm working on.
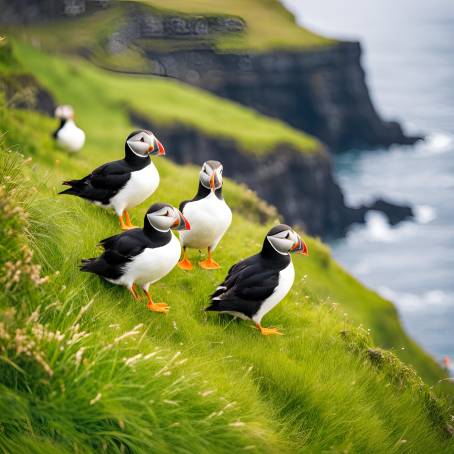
[229,420,245,428]
[75,347,85,367]
[90,393,102,405]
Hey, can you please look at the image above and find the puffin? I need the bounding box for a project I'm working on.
[80,203,190,313]
[178,160,232,270]
[205,224,308,335]
[52,105,86,152]
[59,130,165,230]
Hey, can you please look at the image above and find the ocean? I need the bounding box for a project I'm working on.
[282,0,454,373]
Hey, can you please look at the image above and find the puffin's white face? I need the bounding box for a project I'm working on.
[127,130,166,158]
[200,160,223,191]
[146,205,190,232]
[267,227,308,255]
[55,105,74,120]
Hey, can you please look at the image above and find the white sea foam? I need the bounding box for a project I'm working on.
[378,286,453,311]
[418,131,453,154]
[414,205,437,224]
[362,211,395,242]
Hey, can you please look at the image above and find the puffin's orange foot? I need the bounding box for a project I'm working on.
[123,210,136,229]
[256,324,283,336]
[199,258,221,270]
[129,285,140,301]
[178,257,193,271]
[147,302,169,313]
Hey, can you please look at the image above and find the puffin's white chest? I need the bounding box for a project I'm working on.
[110,163,159,213]
[56,120,85,152]
[253,261,295,323]
[117,234,181,288]
[180,192,232,250]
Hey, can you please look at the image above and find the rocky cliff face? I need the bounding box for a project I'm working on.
[143,42,421,151]
[130,111,344,236]
[0,0,111,23]
[105,2,420,151]
[130,111,412,237]
[0,42,55,115]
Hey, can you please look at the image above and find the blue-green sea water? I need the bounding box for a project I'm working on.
[283,0,454,374]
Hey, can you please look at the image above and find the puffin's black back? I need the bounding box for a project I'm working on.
[206,230,291,318]
[80,213,172,280]
[59,135,151,203]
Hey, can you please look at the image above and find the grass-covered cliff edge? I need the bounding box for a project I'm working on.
[1,39,454,452]
[2,0,418,149]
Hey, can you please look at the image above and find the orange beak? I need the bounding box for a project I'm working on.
[149,138,166,156]
[156,139,166,156]
[181,214,190,230]
[171,210,190,231]
[210,173,215,191]
[291,237,308,255]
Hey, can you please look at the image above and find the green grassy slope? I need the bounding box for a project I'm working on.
[10,0,332,56]
[135,0,333,50]
[1,41,453,452]
[13,43,319,156]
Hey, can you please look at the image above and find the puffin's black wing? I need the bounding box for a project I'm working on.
[52,119,65,139]
[100,230,147,261]
[206,255,280,319]
[80,229,147,279]
[60,160,132,204]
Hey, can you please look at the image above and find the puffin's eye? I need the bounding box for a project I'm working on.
[285,233,290,239]
[140,137,145,142]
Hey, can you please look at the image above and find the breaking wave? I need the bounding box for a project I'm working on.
[417,131,454,154]
[414,205,437,224]
[378,286,454,311]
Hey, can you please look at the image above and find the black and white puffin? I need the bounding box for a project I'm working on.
[178,160,232,270]
[81,203,190,313]
[52,105,85,152]
[60,130,165,230]
[205,224,308,335]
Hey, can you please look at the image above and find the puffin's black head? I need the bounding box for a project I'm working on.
[199,160,223,192]
[144,202,190,232]
[263,224,308,256]
[125,130,166,159]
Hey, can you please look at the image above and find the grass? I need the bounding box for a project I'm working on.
[11,42,320,156]
[9,0,333,57]
[134,0,334,50]
[0,41,21,75]
[1,40,454,452]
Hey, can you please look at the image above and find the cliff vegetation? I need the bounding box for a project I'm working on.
[0,39,453,453]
